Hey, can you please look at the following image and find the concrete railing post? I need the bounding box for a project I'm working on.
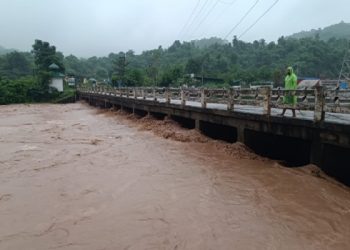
[134,88,137,99]
[181,88,186,106]
[153,87,157,101]
[126,87,130,98]
[227,88,234,111]
[201,88,207,108]
[261,87,271,115]
[165,88,170,104]
[142,88,146,100]
[314,86,325,122]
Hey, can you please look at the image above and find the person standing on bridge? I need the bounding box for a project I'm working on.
[280,66,297,117]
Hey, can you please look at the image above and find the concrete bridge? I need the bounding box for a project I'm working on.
[77,86,350,186]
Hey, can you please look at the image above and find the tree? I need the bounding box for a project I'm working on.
[125,69,144,86]
[185,58,201,74]
[0,51,31,79]
[112,53,129,86]
[32,39,65,88]
[146,49,162,85]
[159,65,183,87]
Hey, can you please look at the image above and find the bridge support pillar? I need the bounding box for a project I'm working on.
[195,119,201,130]
[310,132,324,166]
[237,126,245,143]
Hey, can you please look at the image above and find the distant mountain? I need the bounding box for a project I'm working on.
[191,37,228,49]
[0,45,15,55]
[288,21,350,40]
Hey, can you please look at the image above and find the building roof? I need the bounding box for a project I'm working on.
[49,63,60,70]
[297,79,320,89]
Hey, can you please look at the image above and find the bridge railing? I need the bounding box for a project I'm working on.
[324,89,350,114]
[77,85,350,122]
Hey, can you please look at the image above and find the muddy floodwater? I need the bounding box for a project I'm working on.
[0,103,350,250]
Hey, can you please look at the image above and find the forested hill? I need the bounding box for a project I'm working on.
[1,22,350,105]
[192,37,228,49]
[288,22,350,41]
[0,45,14,55]
[1,36,349,90]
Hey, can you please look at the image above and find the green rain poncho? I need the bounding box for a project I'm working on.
[284,66,297,105]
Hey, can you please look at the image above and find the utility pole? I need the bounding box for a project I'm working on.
[338,41,350,86]
[201,63,204,86]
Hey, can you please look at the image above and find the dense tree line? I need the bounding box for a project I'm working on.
[0,35,349,104]
[61,36,348,87]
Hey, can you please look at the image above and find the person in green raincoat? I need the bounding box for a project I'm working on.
[280,66,297,117]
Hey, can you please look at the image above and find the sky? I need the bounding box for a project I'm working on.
[0,0,349,57]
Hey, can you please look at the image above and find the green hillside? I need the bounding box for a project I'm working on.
[0,45,14,55]
[288,21,350,40]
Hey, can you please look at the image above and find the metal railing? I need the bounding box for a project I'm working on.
[78,85,350,122]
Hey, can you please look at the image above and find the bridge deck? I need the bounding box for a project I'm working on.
[142,97,350,125]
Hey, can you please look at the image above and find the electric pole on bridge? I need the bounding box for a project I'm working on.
[338,41,350,85]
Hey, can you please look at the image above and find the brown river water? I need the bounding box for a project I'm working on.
[0,103,350,250]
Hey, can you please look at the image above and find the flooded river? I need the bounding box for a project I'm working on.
[0,103,350,250]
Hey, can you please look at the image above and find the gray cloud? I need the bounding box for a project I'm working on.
[0,0,349,57]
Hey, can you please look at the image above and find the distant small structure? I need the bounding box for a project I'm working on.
[339,81,349,89]
[49,63,64,92]
[67,77,76,86]
[193,75,224,84]
[298,80,320,89]
[320,80,340,89]
[250,81,274,89]
[88,78,97,87]
[297,78,349,90]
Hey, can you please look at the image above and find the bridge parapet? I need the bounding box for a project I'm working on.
[78,85,350,123]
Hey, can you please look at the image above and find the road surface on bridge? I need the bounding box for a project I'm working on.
[1,103,350,250]
[150,97,350,125]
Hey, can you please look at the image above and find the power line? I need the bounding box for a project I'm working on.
[189,0,221,38]
[199,0,239,39]
[178,0,202,38]
[182,0,210,39]
[224,0,260,40]
[338,41,350,83]
[218,0,238,4]
[238,0,279,39]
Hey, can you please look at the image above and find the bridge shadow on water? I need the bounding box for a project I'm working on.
[244,130,311,167]
[199,121,237,143]
[321,144,350,186]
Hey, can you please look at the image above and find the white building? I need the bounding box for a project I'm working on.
[49,63,64,92]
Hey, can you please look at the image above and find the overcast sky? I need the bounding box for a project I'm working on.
[0,0,349,57]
